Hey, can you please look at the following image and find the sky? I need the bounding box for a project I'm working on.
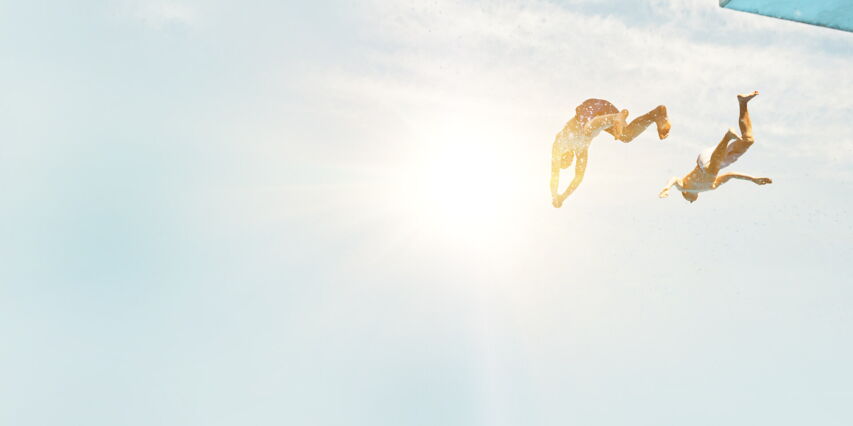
[1,1,853,425]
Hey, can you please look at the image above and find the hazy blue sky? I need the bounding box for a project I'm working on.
[2,1,853,425]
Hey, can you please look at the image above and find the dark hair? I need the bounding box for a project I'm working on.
[681,192,698,203]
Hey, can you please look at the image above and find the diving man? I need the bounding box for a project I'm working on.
[551,99,670,208]
[659,91,771,203]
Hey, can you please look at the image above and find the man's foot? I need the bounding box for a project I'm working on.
[737,90,759,103]
[754,177,772,185]
[656,105,671,140]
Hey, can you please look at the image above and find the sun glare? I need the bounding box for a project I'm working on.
[393,116,527,252]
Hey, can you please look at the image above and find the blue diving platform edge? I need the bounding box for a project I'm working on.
[719,0,853,33]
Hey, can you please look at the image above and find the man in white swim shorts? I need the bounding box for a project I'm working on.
[551,98,671,208]
[658,91,772,203]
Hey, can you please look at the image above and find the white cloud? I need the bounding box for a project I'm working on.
[125,1,199,29]
[294,0,853,173]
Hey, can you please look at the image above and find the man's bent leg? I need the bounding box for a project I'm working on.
[737,91,758,143]
[721,137,753,169]
[715,91,759,169]
[614,105,670,142]
[707,129,739,175]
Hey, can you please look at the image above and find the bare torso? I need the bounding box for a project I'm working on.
[677,166,717,193]
[554,117,600,157]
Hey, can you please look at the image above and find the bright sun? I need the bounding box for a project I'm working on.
[390,116,530,252]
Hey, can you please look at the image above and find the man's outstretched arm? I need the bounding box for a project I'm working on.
[556,149,588,206]
[713,173,772,188]
[659,176,681,198]
[550,145,563,206]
